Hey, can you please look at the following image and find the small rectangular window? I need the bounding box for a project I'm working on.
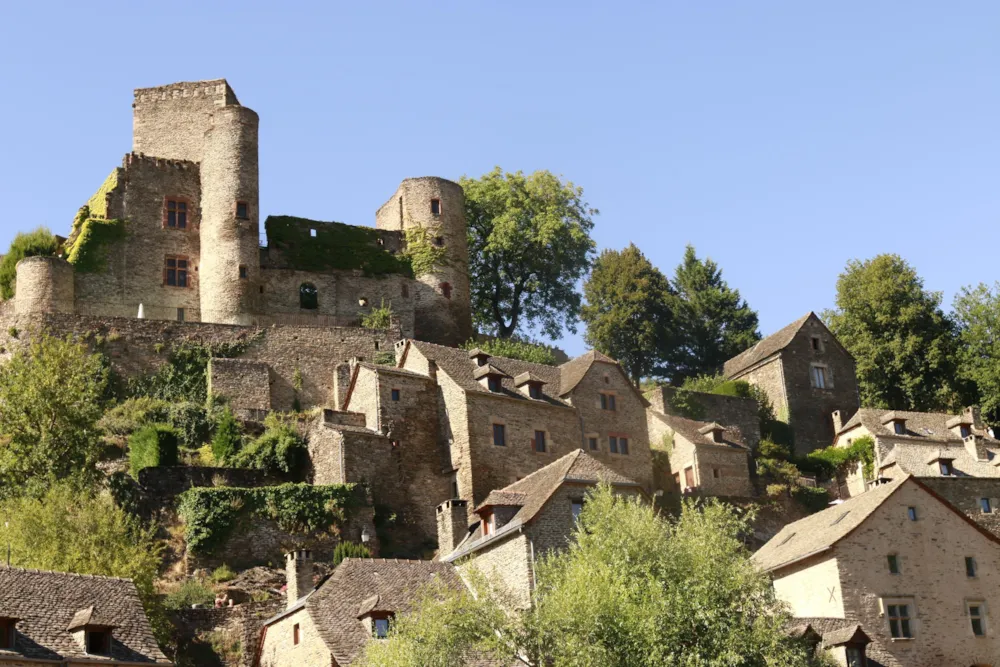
[969,603,986,637]
[888,554,900,574]
[887,603,913,639]
[176,307,185,322]
[391,389,400,402]
[87,630,109,654]
[810,336,821,351]
[588,437,598,451]
[811,365,827,389]
[533,430,546,453]
[712,467,720,479]
[982,498,993,514]
[165,256,189,287]
[310,228,317,237]
[165,198,188,229]
[529,384,542,399]
[961,425,972,438]
[493,423,506,447]
[236,201,249,219]
[293,623,300,645]
[430,198,441,215]
[374,618,390,638]
[966,556,978,578]
[0,621,11,650]
[894,421,906,435]
[619,437,629,455]
[907,506,918,521]
[239,265,248,279]
[571,501,584,522]
[488,376,501,392]
[600,393,616,411]
[940,460,953,476]
[609,436,618,454]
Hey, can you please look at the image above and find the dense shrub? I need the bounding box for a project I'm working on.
[231,413,305,475]
[210,407,242,463]
[128,424,179,477]
[99,397,171,446]
[177,483,360,555]
[807,435,876,482]
[0,227,59,300]
[460,337,558,365]
[164,579,215,611]
[361,299,394,329]
[332,541,372,567]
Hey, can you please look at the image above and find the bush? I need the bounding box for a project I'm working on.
[332,541,372,567]
[0,227,59,300]
[211,407,242,463]
[164,579,216,610]
[806,435,876,482]
[211,564,236,583]
[100,397,171,446]
[756,438,790,461]
[128,424,179,477]
[230,413,306,476]
[460,337,558,365]
[361,299,394,329]
[792,485,831,513]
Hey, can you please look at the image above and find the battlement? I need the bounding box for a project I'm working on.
[133,79,239,106]
[124,152,200,170]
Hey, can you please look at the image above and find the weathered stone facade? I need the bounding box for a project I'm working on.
[724,312,860,455]
[647,412,754,498]
[646,385,762,450]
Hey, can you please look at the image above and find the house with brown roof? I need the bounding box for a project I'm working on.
[255,554,464,667]
[754,474,1000,667]
[0,567,170,665]
[724,312,860,455]
[438,449,648,609]
[646,411,754,497]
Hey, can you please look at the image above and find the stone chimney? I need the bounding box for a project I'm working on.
[285,549,313,609]
[333,363,352,409]
[436,499,468,558]
[832,410,843,434]
[967,406,984,431]
[965,434,989,462]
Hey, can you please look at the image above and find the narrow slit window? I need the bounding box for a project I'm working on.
[966,556,978,578]
[493,423,506,447]
[239,265,248,279]
[609,436,619,454]
[887,554,900,574]
[430,198,441,215]
[236,201,249,220]
[533,430,546,453]
[300,283,318,310]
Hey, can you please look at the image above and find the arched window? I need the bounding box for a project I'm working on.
[440,282,452,300]
[299,283,318,310]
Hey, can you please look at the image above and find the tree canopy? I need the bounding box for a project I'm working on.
[954,282,1000,424]
[823,254,965,411]
[668,245,761,382]
[462,168,597,339]
[0,335,108,492]
[359,486,816,667]
[581,244,678,386]
[0,226,59,300]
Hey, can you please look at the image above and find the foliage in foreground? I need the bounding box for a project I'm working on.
[360,486,814,667]
[460,337,559,366]
[0,226,59,300]
[0,335,108,493]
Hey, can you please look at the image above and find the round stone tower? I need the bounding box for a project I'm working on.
[376,177,472,345]
[15,256,75,315]
[199,105,260,325]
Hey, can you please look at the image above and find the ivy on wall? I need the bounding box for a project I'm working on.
[177,483,361,555]
[265,216,413,277]
[85,168,121,220]
[402,228,448,277]
[65,206,127,273]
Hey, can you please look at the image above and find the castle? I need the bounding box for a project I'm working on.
[11,79,471,347]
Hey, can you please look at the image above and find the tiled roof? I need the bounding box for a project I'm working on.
[476,491,528,510]
[788,618,871,648]
[558,349,618,395]
[651,412,748,450]
[880,442,1000,478]
[752,476,909,572]
[840,408,997,445]
[303,558,464,666]
[0,567,169,663]
[447,450,642,561]
[723,313,813,378]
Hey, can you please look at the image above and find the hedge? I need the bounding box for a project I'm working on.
[177,483,361,555]
[128,424,178,477]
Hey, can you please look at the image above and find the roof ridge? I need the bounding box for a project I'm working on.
[0,565,133,583]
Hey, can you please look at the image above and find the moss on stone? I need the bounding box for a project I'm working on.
[65,209,126,273]
[86,168,120,220]
[265,215,413,277]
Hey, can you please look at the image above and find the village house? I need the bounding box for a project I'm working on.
[724,312,860,456]
[0,567,170,666]
[754,474,1000,667]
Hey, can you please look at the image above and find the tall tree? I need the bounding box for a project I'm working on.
[954,282,1000,424]
[581,244,677,386]
[359,486,817,667]
[669,245,761,381]
[461,168,597,339]
[0,335,108,492]
[823,254,963,411]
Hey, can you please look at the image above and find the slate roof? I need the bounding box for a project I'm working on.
[840,408,997,444]
[446,450,643,561]
[879,442,1000,478]
[651,412,749,451]
[788,618,871,648]
[302,559,464,666]
[558,349,618,395]
[0,567,169,663]
[723,312,813,378]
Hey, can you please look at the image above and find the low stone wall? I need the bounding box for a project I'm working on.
[171,599,284,667]
[138,467,277,501]
[648,387,762,449]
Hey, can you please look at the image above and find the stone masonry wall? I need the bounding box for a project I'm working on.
[918,477,1000,538]
[693,445,754,497]
[459,533,534,610]
[209,358,271,410]
[736,357,788,432]
[257,606,331,667]
[172,599,284,667]
[133,79,237,163]
[648,386,762,449]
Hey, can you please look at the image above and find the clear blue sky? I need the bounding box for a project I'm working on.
[2,2,998,356]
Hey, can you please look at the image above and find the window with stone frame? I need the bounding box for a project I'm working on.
[939,459,954,476]
[391,388,400,402]
[235,201,249,220]
[810,335,823,352]
[887,554,900,575]
[588,436,599,452]
[600,392,617,411]
[532,430,547,453]
[430,198,441,215]
[810,364,829,389]
[164,256,189,287]
[885,601,914,639]
[968,601,987,637]
[373,616,391,639]
[164,198,189,229]
[493,423,506,447]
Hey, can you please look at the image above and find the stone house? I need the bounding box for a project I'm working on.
[439,449,648,609]
[646,411,754,498]
[754,474,1000,667]
[255,552,464,667]
[724,312,860,456]
[0,567,170,665]
[646,385,762,450]
[833,406,1000,498]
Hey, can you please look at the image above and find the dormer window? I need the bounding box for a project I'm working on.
[882,412,906,436]
[894,422,905,435]
[0,617,17,650]
[357,596,395,639]
[467,348,490,367]
[961,425,972,438]
[87,629,111,654]
[940,459,954,476]
[67,607,116,656]
[374,617,390,638]
[474,363,508,392]
[514,372,546,400]
[488,376,501,392]
[698,423,726,444]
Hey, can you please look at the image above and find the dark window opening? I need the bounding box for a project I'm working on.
[970,604,986,637]
[966,556,978,578]
[533,430,546,453]
[887,554,899,574]
[907,506,918,521]
[529,384,542,399]
[609,436,619,454]
[939,460,953,476]
[433,236,444,247]
[894,421,905,435]
[961,425,972,438]
[588,437,598,451]
[600,393,616,411]
[493,423,506,446]
[440,282,452,300]
[845,646,866,667]
[293,623,300,645]
[165,199,188,229]
[391,440,400,448]
[239,265,248,279]
[430,199,441,215]
[0,620,12,650]
[374,617,390,638]
[451,478,459,498]
[487,376,501,392]
[391,389,400,402]
[401,284,409,298]
[259,285,264,294]
[300,283,318,310]
[887,604,912,639]
[712,467,720,479]
[619,437,629,455]
[810,336,821,351]
[87,630,110,654]
[165,256,189,287]
[571,500,584,521]
[236,201,249,220]
[982,498,993,514]
[176,307,185,322]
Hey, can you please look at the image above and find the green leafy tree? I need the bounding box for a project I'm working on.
[0,335,108,491]
[461,167,597,339]
[954,282,1000,424]
[460,337,559,365]
[332,541,372,567]
[581,244,678,386]
[0,227,59,300]
[360,486,813,666]
[210,407,242,463]
[823,254,964,411]
[669,245,761,382]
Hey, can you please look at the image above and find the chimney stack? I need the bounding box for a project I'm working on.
[285,549,313,609]
[832,410,843,434]
[436,499,468,558]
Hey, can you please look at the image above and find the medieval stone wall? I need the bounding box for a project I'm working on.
[257,606,331,667]
[133,79,237,163]
[648,386,762,450]
[458,533,534,610]
[209,358,271,410]
[172,599,284,667]
[14,256,74,314]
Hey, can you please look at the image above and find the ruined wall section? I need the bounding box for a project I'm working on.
[132,79,237,162]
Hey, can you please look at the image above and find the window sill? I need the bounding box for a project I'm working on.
[889,637,913,643]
